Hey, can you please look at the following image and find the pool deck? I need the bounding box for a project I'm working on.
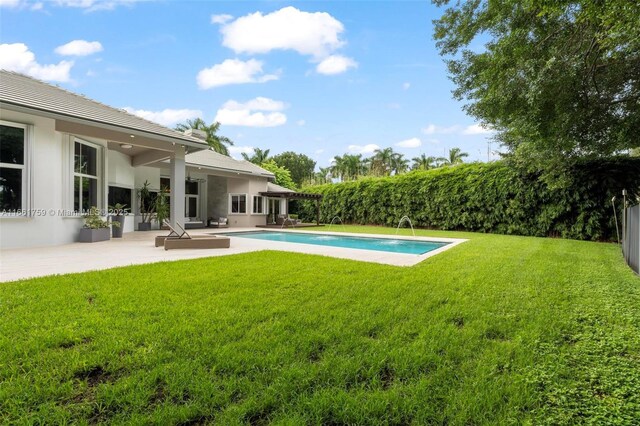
[0,228,466,282]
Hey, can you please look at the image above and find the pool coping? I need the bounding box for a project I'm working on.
[215,228,468,267]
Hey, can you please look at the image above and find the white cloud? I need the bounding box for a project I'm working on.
[395,137,422,148]
[211,13,233,24]
[463,123,493,135]
[316,55,357,75]
[54,0,139,12]
[297,119,306,126]
[0,0,21,7]
[220,6,345,59]
[222,97,286,112]
[122,107,202,127]
[55,40,103,56]
[197,58,278,89]
[30,2,43,10]
[422,124,461,135]
[403,82,411,90]
[348,144,379,154]
[388,103,401,110]
[229,146,255,159]
[0,43,73,82]
[423,123,494,136]
[215,97,287,128]
[314,149,324,154]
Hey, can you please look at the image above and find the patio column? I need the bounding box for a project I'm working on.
[170,145,185,229]
[316,199,320,225]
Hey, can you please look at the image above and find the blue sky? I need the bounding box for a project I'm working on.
[0,0,497,168]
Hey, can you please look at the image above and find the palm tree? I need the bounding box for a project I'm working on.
[331,154,365,181]
[343,154,366,180]
[390,153,409,175]
[411,154,438,170]
[438,147,469,166]
[241,147,270,165]
[316,167,332,184]
[370,147,396,176]
[175,118,233,156]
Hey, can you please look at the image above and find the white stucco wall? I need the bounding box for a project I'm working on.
[226,176,269,227]
[0,110,143,248]
[0,110,84,249]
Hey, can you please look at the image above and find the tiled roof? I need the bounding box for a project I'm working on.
[0,70,207,147]
[185,149,274,178]
[267,182,295,192]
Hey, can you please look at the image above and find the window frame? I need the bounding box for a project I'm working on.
[229,193,247,215]
[73,138,103,213]
[107,184,133,214]
[0,120,31,217]
[252,195,266,215]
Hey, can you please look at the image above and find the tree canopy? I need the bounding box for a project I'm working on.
[433,0,640,169]
[175,118,233,156]
[271,151,316,187]
[260,160,296,190]
[242,148,271,165]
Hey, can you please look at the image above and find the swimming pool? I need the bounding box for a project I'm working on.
[224,231,449,255]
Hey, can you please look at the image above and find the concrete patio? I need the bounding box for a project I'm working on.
[1,229,466,282]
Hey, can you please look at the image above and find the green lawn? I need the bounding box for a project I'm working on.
[1,226,639,424]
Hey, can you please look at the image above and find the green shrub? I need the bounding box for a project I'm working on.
[298,158,640,241]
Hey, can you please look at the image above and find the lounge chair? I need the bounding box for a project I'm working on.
[207,217,228,228]
[155,221,230,250]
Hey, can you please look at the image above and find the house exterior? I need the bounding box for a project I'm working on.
[0,71,279,249]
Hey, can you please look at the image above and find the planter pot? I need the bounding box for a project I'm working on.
[79,227,110,243]
[138,222,152,231]
[112,216,125,238]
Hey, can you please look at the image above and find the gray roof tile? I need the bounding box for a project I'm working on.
[186,149,274,178]
[0,70,208,147]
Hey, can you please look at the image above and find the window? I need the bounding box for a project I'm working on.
[108,186,132,210]
[74,140,101,212]
[230,194,247,214]
[160,177,171,191]
[0,122,28,213]
[185,180,199,218]
[252,195,265,214]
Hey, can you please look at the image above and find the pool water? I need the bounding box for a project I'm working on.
[225,231,448,255]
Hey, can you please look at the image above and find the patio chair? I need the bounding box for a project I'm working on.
[155,220,230,250]
[207,217,228,228]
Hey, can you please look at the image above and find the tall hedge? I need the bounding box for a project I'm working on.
[298,158,640,241]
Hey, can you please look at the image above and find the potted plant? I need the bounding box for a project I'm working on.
[79,206,116,243]
[137,180,155,231]
[109,203,129,238]
[154,186,170,229]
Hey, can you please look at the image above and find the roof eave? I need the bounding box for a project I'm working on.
[0,101,210,151]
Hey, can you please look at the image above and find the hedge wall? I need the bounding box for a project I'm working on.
[297,158,640,241]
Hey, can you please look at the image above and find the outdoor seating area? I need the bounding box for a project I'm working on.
[155,221,230,250]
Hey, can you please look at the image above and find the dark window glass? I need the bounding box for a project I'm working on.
[186,197,197,217]
[108,186,132,208]
[253,196,264,214]
[185,181,198,195]
[75,176,97,212]
[231,195,245,213]
[0,168,22,210]
[82,177,97,212]
[0,125,25,165]
[232,195,246,213]
[74,176,80,212]
[75,142,97,176]
[160,177,170,190]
